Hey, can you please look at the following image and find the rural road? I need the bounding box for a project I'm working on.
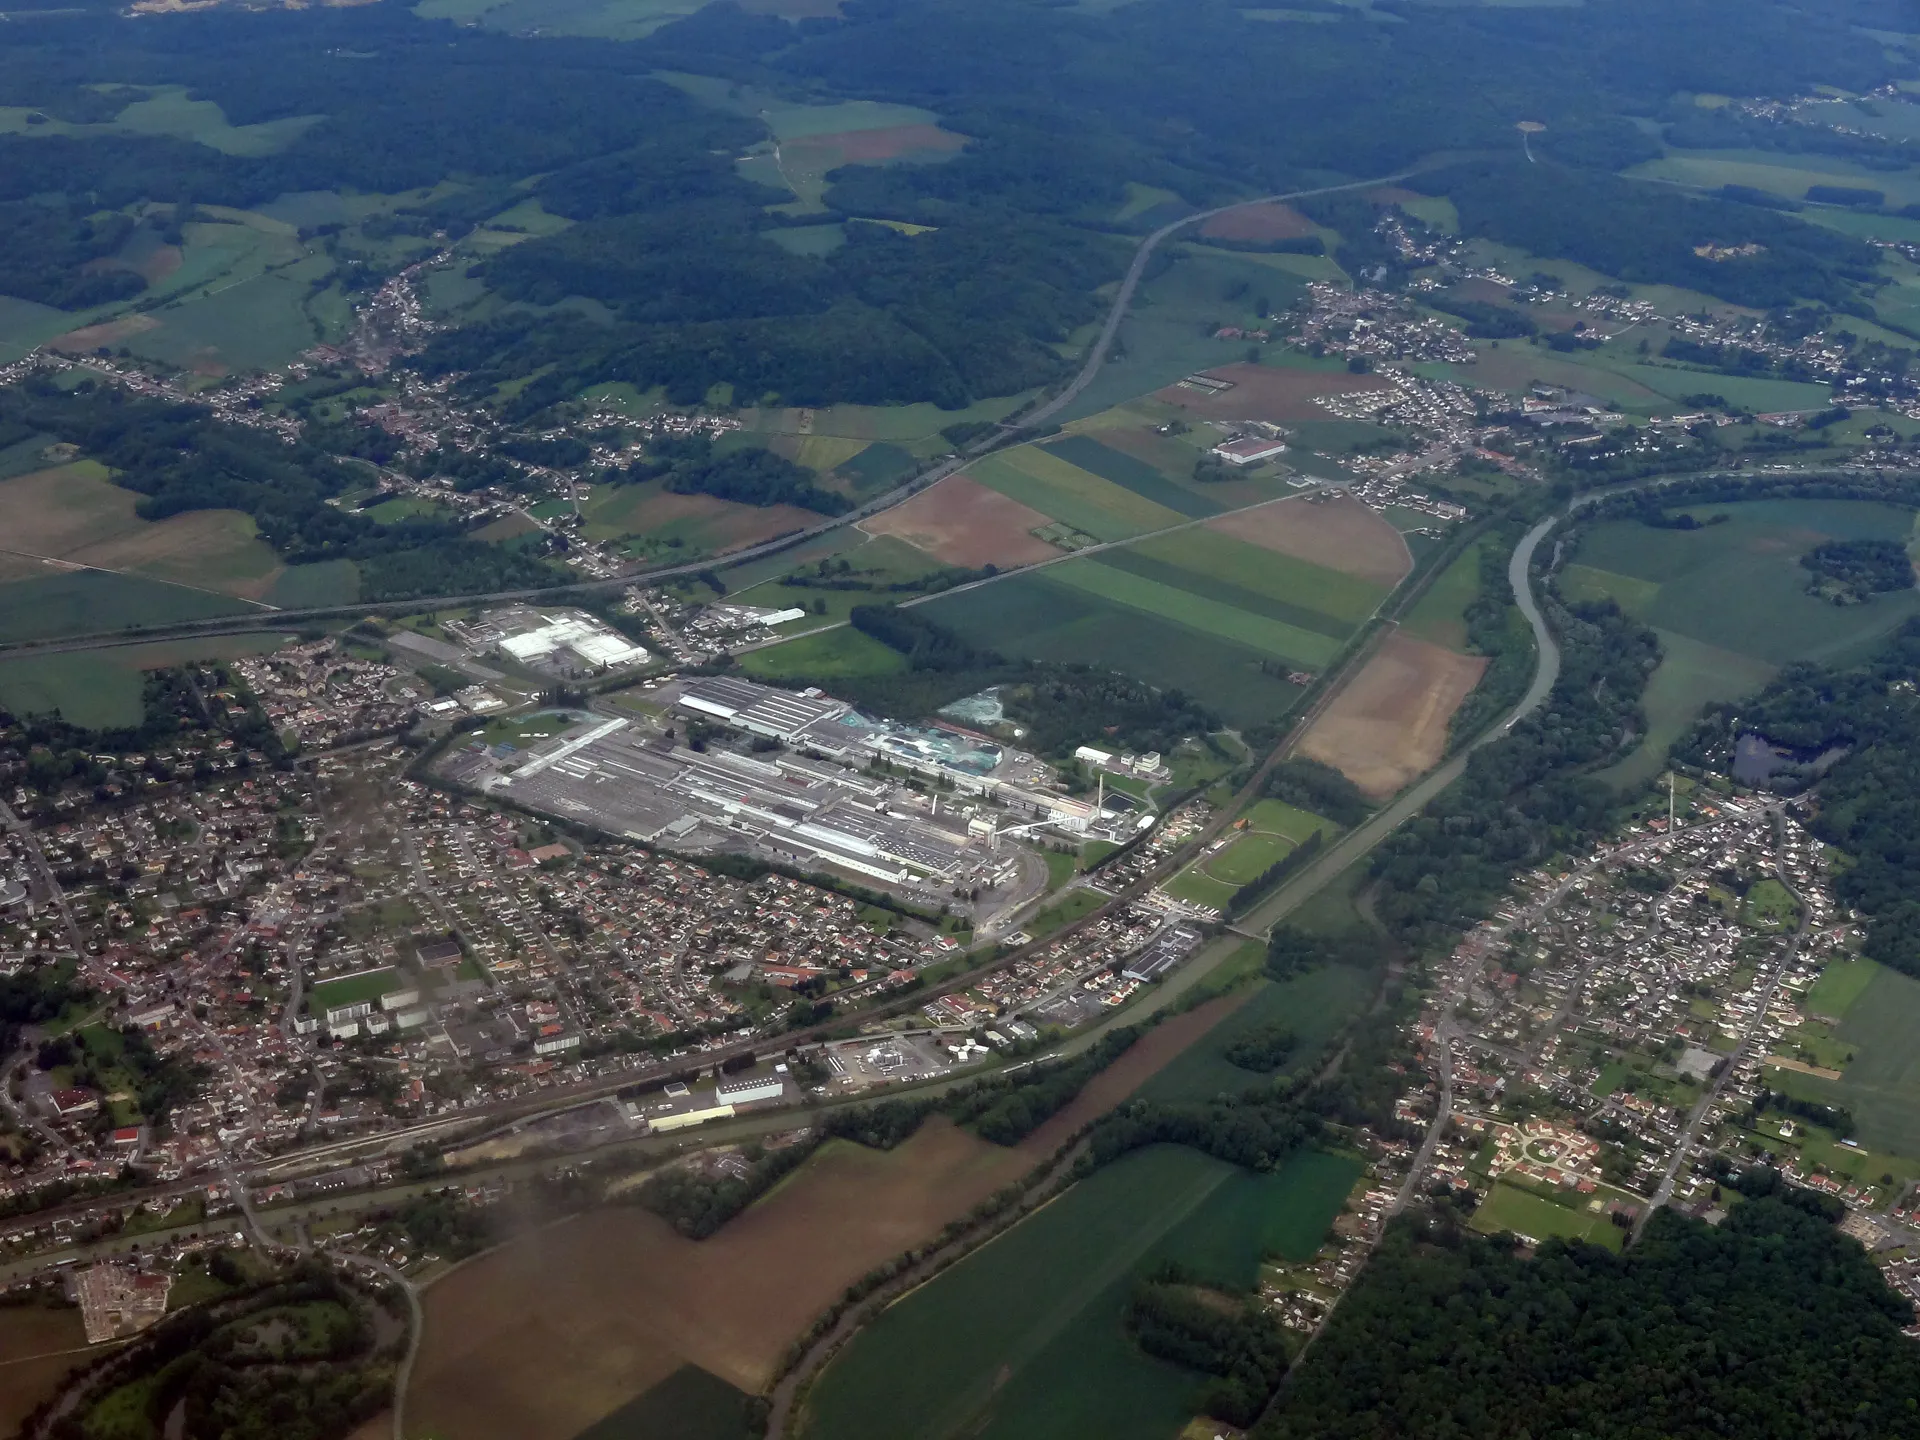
[0,170,1422,661]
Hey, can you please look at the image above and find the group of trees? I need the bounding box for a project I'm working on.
[1265,1197,1920,1440]
[1800,537,1916,602]
[612,431,848,515]
[1128,1265,1290,1428]
[1264,759,1372,829]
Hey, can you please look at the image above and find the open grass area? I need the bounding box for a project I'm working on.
[0,570,252,644]
[1053,246,1311,424]
[923,573,1308,729]
[968,447,1187,543]
[740,626,905,682]
[1765,960,1920,1161]
[1137,964,1375,1105]
[1400,537,1485,650]
[0,632,293,728]
[1565,501,1920,787]
[805,1144,1358,1440]
[1028,889,1105,940]
[1122,526,1390,627]
[1804,957,1881,1022]
[1470,1180,1626,1252]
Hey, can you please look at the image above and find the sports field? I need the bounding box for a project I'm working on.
[310,968,403,1012]
[804,1145,1360,1440]
[1164,799,1336,911]
[1563,500,1920,786]
[1137,963,1376,1105]
[1298,633,1488,797]
[1470,1180,1625,1252]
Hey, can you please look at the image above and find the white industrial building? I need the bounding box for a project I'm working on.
[497,612,649,671]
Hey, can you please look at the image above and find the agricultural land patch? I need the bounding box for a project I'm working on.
[1206,492,1413,590]
[859,474,1060,569]
[1298,632,1488,797]
[1151,363,1391,424]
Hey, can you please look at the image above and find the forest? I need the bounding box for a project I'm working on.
[1264,1197,1920,1440]
[1799,537,1916,602]
[1128,1265,1290,1428]
[612,431,849,514]
[1673,620,1920,977]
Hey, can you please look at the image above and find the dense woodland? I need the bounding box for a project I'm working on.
[0,0,1913,412]
[1264,1197,1920,1440]
[1675,619,1920,978]
[612,431,848,514]
[1800,537,1917,602]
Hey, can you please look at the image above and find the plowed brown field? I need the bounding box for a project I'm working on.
[406,992,1248,1440]
[1298,631,1487,797]
[861,473,1059,567]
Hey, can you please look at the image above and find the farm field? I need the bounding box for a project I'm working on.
[740,626,904,682]
[923,573,1309,728]
[1298,633,1488,797]
[0,570,252,645]
[1198,202,1320,242]
[1150,360,1391,425]
[1399,537,1484,649]
[1803,957,1880,1023]
[1055,247,1312,424]
[1768,961,1920,1160]
[0,632,294,729]
[804,1144,1360,1440]
[1207,492,1413,590]
[1627,150,1920,212]
[963,447,1187,543]
[858,474,1060,569]
[0,1305,90,1437]
[1470,1180,1626,1252]
[1561,500,1920,784]
[1137,964,1376,1106]
[579,482,820,554]
[408,995,1248,1440]
[0,461,298,602]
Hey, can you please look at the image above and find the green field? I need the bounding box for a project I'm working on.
[1165,799,1336,908]
[1769,960,1920,1160]
[311,967,404,1012]
[1138,964,1375,1105]
[1399,538,1485,650]
[806,1144,1359,1440]
[265,559,360,608]
[1041,435,1223,519]
[1564,501,1920,785]
[1124,527,1390,626]
[1206,831,1292,884]
[1048,559,1344,667]
[1470,1180,1626,1252]
[1053,246,1312,424]
[922,573,1308,728]
[0,571,253,644]
[1804,957,1880,1022]
[966,449,1185,543]
[740,626,905,681]
[0,632,293,728]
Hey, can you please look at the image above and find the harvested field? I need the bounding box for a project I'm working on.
[1208,492,1412,590]
[1200,202,1316,242]
[47,314,160,353]
[0,1305,89,1437]
[860,473,1059,568]
[407,994,1245,1440]
[799,124,967,164]
[1152,363,1390,423]
[1299,632,1487,797]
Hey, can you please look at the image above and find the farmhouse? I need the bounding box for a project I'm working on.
[1209,435,1289,466]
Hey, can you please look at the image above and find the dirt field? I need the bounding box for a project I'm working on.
[1200,203,1316,242]
[407,993,1246,1440]
[1210,493,1412,589]
[1298,632,1487,797]
[1151,363,1390,423]
[47,314,160,353]
[0,1305,91,1436]
[801,124,967,164]
[860,473,1060,568]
